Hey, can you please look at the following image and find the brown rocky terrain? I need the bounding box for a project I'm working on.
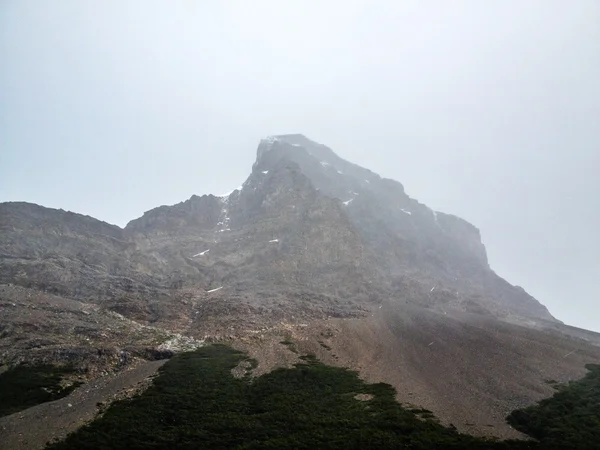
[1,134,599,447]
[233,303,600,439]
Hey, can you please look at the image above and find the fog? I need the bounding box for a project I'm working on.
[2,1,599,331]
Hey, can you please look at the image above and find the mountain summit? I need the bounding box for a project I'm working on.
[253,134,554,324]
[0,135,558,334]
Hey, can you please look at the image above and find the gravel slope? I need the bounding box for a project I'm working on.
[0,359,166,450]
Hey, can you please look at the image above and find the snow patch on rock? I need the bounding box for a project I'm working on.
[207,286,223,293]
[216,196,232,233]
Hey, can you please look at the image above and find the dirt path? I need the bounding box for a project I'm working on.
[0,359,166,450]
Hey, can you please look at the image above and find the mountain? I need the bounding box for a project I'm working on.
[1,135,599,446]
[1,134,555,327]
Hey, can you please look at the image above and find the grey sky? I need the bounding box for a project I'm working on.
[1,1,599,331]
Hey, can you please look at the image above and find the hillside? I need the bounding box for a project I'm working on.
[1,135,599,447]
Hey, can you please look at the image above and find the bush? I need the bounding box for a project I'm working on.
[46,345,539,449]
[0,364,82,417]
[507,363,600,449]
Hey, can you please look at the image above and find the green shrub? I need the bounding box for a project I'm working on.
[47,345,538,449]
[0,364,82,417]
[507,363,600,449]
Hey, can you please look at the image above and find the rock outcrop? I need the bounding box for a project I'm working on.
[1,135,557,348]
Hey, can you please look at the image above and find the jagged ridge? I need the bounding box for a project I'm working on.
[1,135,556,332]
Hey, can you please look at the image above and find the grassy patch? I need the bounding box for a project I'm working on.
[280,338,298,353]
[0,364,82,417]
[318,340,332,350]
[47,345,537,449]
[507,363,600,449]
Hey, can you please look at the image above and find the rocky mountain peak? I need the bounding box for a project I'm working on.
[0,135,557,337]
[250,135,552,323]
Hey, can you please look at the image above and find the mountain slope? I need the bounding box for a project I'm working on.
[2,134,599,445]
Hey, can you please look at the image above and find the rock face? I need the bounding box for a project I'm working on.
[125,161,376,304]
[250,135,555,324]
[0,134,556,343]
[0,202,160,300]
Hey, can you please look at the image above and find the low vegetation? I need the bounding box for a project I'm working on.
[47,345,539,449]
[0,364,82,417]
[507,363,600,449]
